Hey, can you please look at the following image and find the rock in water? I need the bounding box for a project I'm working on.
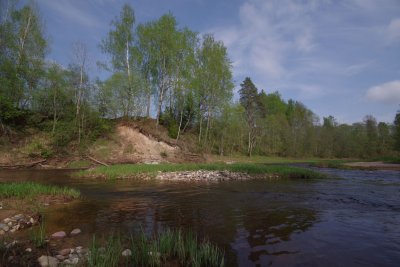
[51,231,66,239]
[59,248,71,256]
[122,249,132,257]
[0,223,9,232]
[70,228,81,236]
[37,255,59,267]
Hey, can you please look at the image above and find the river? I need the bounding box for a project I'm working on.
[0,166,399,266]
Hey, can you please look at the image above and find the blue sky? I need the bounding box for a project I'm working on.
[20,0,400,124]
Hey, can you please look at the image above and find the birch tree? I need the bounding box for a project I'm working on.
[100,4,142,117]
[194,34,233,145]
[137,14,180,126]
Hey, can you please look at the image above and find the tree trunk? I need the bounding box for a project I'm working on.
[176,105,184,141]
[248,131,251,156]
[52,92,57,135]
[156,83,164,127]
[146,93,151,118]
[198,114,203,144]
[126,40,132,118]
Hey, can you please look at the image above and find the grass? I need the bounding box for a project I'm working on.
[79,163,325,180]
[209,154,328,164]
[88,235,123,267]
[370,156,400,164]
[310,160,349,169]
[0,182,80,199]
[87,229,224,267]
[29,219,46,248]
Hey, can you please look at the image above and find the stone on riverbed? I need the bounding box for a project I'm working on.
[122,249,132,257]
[37,255,59,267]
[55,255,65,261]
[59,248,71,256]
[0,223,9,232]
[70,228,81,236]
[51,231,66,239]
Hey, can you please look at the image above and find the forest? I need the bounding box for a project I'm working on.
[1,2,400,159]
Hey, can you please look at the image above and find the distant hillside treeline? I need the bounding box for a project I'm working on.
[1,2,399,158]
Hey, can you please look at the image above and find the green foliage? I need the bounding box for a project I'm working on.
[160,111,179,138]
[52,120,76,148]
[0,182,80,199]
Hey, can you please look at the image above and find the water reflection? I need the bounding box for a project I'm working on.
[230,206,316,266]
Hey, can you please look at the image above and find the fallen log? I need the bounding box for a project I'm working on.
[0,159,47,169]
[86,155,109,167]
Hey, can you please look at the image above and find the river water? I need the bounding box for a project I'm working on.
[0,167,399,266]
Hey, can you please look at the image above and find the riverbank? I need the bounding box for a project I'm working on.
[79,163,325,180]
[343,161,400,171]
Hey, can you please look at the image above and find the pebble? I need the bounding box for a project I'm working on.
[37,255,59,267]
[59,248,71,256]
[70,228,81,236]
[51,231,66,239]
[122,249,132,257]
[14,214,24,220]
[25,248,32,253]
[0,223,8,231]
[0,230,4,235]
[0,214,38,235]
[56,255,65,261]
[6,240,18,248]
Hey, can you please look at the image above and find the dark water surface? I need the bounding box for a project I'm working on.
[0,167,399,266]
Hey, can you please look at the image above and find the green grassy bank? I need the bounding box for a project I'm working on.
[0,182,80,199]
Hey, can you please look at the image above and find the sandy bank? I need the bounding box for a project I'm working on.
[344,162,400,170]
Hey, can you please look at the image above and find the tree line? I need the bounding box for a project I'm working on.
[1,2,399,158]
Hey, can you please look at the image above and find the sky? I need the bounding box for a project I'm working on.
[17,0,400,124]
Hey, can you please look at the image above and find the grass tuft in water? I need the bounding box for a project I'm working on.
[88,235,123,267]
[0,182,80,199]
[29,219,46,248]
[80,163,324,180]
[87,228,224,267]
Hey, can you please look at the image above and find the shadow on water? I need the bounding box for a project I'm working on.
[0,167,399,266]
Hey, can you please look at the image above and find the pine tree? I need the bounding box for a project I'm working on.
[239,77,260,156]
[394,110,400,152]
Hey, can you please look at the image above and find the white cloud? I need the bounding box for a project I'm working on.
[366,81,400,103]
[40,0,102,28]
[210,0,319,80]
